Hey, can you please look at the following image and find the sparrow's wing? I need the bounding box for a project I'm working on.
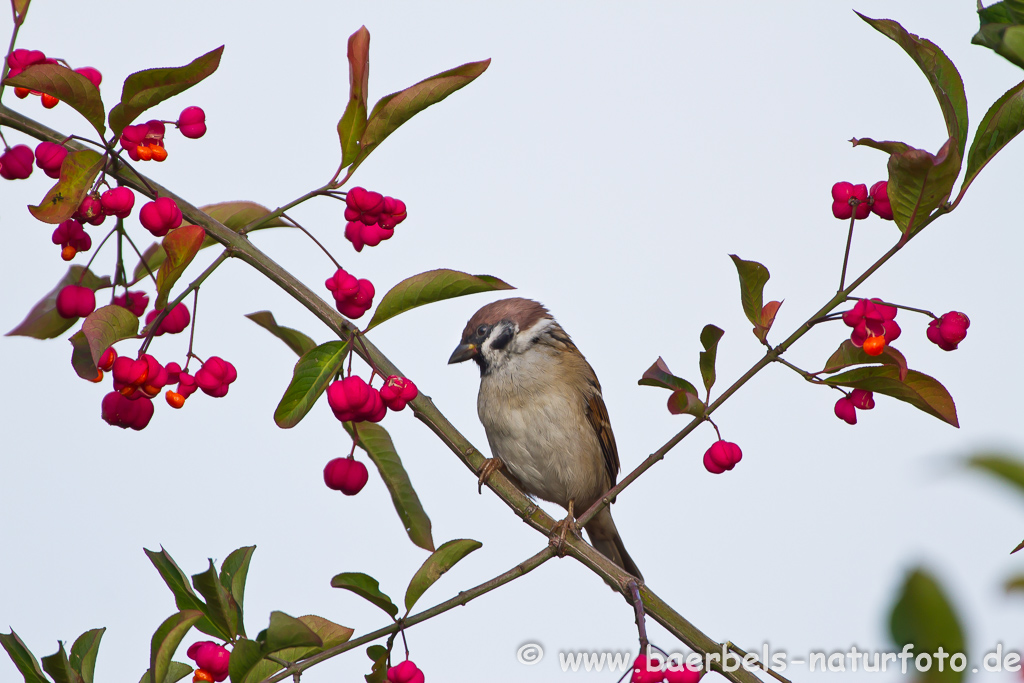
[585,390,620,487]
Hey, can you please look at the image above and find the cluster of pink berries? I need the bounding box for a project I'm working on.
[834,389,875,425]
[631,655,702,683]
[118,107,206,163]
[702,440,743,474]
[831,181,893,221]
[325,267,375,319]
[6,48,101,109]
[386,659,425,683]
[842,298,900,356]
[343,186,408,252]
[186,641,231,683]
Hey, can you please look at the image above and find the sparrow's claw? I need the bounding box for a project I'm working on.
[477,457,504,494]
[549,500,580,557]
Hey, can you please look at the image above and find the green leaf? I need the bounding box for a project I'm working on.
[966,453,1024,496]
[108,46,224,138]
[143,547,225,640]
[138,662,192,683]
[5,64,106,137]
[330,572,399,619]
[354,422,434,551]
[1006,575,1024,592]
[338,26,370,168]
[273,340,349,429]
[973,20,1024,70]
[219,546,255,636]
[262,612,322,653]
[365,645,388,683]
[192,560,239,640]
[6,266,110,339]
[352,59,491,172]
[666,390,706,419]
[41,642,80,683]
[226,639,262,683]
[963,78,1024,197]
[149,611,204,683]
[889,569,965,683]
[68,629,104,683]
[245,312,316,357]
[820,339,909,381]
[404,539,482,613]
[70,330,101,381]
[637,357,699,395]
[823,366,958,427]
[71,305,140,378]
[154,225,205,310]
[27,149,104,224]
[364,269,514,332]
[729,255,770,330]
[0,631,48,683]
[858,14,968,161]
[698,325,724,394]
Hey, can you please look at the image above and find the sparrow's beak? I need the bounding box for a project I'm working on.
[448,342,477,364]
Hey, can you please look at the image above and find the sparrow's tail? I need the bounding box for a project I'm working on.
[583,506,643,581]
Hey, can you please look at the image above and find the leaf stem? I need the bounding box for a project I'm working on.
[282,212,342,269]
[773,356,823,383]
[0,18,23,105]
[119,227,159,287]
[838,214,857,292]
[851,297,937,319]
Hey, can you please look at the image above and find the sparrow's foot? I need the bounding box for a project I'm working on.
[477,457,504,494]
[549,500,580,557]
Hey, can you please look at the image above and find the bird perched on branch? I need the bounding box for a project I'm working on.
[448,297,642,579]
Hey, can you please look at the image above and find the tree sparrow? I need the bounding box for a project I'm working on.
[448,297,642,579]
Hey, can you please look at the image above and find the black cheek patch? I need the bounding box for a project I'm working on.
[490,325,514,351]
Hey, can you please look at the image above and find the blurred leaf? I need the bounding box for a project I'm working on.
[274,340,349,429]
[227,639,262,683]
[666,390,705,419]
[365,645,388,683]
[638,357,699,395]
[245,312,316,357]
[858,14,967,160]
[108,46,224,137]
[330,572,399,619]
[1013,539,1024,554]
[966,453,1024,496]
[41,642,79,683]
[729,255,770,330]
[365,269,514,332]
[973,17,1024,70]
[70,330,100,381]
[230,616,352,683]
[824,366,958,427]
[853,137,961,236]
[0,631,48,683]
[338,27,370,168]
[192,560,239,640]
[155,225,205,310]
[262,612,322,653]
[68,629,104,683]
[351,59,490,173]
[354,422,434,551]
[404,539,482,612]
[219,546,255,636]
[27,149,104,224]
[6,266,109,339]
[6,64,106,136]
[144,548,225,640]
[698,325,724,394]
[149,611,204,683]
[1007,574,1024,591]
[138,662,192,683]
[821,339,908,381]
[889,568,965,683]
[12,0,30,22]
[963,78,1024,196]
[754,300,782,343]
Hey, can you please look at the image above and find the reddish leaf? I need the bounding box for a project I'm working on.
[338,27,370,168]
[823,365,958,427]
[667,390,705,419]
[154,225,205,310]
[108,46,224,137]
[28,149,104,224]
[6,266,109,339]
[638,357,699,396]
[5,64,106,136]
[821,339,909,381]
[754,300,782,343]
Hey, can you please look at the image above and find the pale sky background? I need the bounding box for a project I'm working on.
[2,2,1024,682]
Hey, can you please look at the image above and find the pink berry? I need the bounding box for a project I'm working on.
[842,297,897,347]
[187,642,231,683]
[34,141,67,179]
[664,664,702,683]
[101,391,154,430]
[194,356,237,398]
[379,375,418,411]
[704,440,742,473]
[325,268,375,319]
[0,144,34,180]
[323,457,369,495]
[73,66,102,88]
[831,181,869,220]
[631,655,664,683]
[344,187,386,224]
[6,49,55,79]
[928,311,970,351]
[849,388,875,411]
[177,106,207,139]
[100,187,135,218]
[51,219,91,254]
[834,396,857,425]
[177,372,199,398]
[113,290,149,317]
[55,285,96,319]
[869,180,893,220]
[146,304,191,336]
[74,194,106,226]
[139,197,183,236]
[327,376,371,422]
[377,196,407,229]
